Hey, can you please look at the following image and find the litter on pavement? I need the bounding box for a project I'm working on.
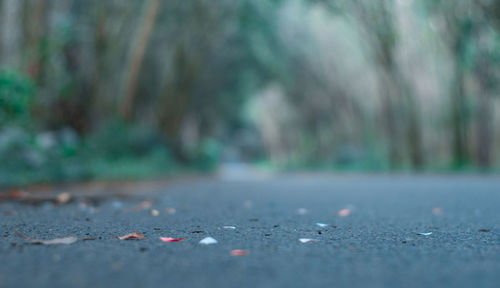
[199,237,218,245]
[297,208,308,215]
[14,230,78,245]
[299,238,318,243]
[231,249,249,256]
[116,232,145,240]
[160,237,184,242]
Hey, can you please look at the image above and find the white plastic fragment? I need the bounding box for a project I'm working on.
[299,238,318,243]
[223,226,236,229]
[199,237,218,245]
[316,223,328,228]
[417,232,432,236]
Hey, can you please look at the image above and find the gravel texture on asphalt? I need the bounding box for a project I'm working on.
[1,175,499,288]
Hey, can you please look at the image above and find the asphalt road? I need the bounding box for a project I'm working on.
[1,175,499,288]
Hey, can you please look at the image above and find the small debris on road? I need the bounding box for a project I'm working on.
[223,226,236,229]
[417,232,432,236]
[116,232,145,240]
[14,230,77,245]
[165,207,176,214]
[56,192,71,204]
[432,207,442,215]
[316,223,328,228]
[160,237,184,242]
[478,229,490,232]
[132,201,152,211]
[7,189,31,200]
[199,237,218,245]
[338,209,350,217]
[299,238,318,243]
[231,249,249,256]
[297,208,308,215]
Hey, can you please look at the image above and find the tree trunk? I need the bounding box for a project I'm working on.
[451,64,469,167]
[475,39,493,169]
[393,67,424,169]
[378,70,401,169]
[24,0,47,82]
[0,0,23,68]
[121,0,160,120]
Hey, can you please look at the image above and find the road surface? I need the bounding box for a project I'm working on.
[1,175,499,287]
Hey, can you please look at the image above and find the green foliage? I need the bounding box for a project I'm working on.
[0,70,34,126]
[1,0,500,186]
[191,138,221,171]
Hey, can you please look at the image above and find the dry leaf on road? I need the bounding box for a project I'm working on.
[56,192,71,204]
[116,232,145,240]
[14,230,78,245]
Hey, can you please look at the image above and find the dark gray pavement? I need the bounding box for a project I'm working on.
[1,175,500,288]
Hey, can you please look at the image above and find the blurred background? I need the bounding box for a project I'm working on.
[0,0,499,186]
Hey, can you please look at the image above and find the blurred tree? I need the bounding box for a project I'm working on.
[323,0,423,169]
[121,0,159,119]
[0,0,23,69]
[421,0,499,168]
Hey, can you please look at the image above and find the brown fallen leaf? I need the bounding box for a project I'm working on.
[56,192,71,204]
[8,189,31,200]
[14,230,78,245]
[116,232,145,240]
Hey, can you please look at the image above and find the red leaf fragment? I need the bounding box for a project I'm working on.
[338,209,350,217]
[116,232,145,240]
[230,249,249,256]
[160,237,184,242]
